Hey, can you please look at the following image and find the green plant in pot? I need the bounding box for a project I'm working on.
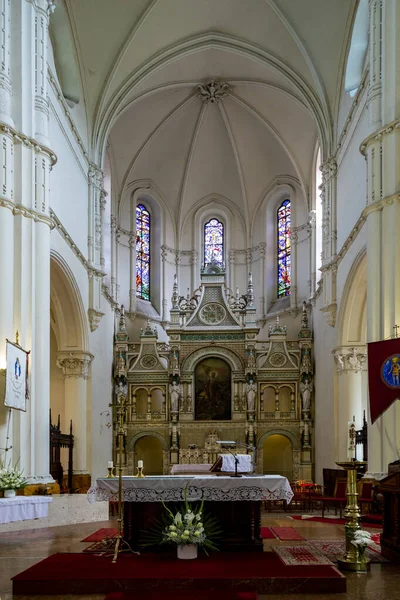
[0,459,28,498]
[142,486,222,559]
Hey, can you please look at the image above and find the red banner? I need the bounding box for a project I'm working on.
[368,338,400,423]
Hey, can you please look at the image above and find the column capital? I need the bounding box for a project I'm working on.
[56,351,94,379]
[332,346,367,374]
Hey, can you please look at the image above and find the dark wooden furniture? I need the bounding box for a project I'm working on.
[318,478,347,518]
[123,500,262,553]
[358,480,374,514]
[49,412,74,492]
[377,471,400,561]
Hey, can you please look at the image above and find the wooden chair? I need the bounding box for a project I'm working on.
[317,478,347,518]
[358,480,374,514]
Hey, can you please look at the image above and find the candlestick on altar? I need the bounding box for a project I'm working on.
[136,460,145,478]
[336,460,369,572]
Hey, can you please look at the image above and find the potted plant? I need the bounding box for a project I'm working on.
[143,486,222,559]
[0,460,28,498]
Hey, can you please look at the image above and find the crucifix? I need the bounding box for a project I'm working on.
[394,324,399,338]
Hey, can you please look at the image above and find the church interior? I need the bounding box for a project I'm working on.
[1,0,400,598]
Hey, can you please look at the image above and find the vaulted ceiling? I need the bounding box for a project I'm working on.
[65,0,356,230]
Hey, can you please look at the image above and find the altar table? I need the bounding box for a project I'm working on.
[0,495,53,524]
[89,475,292,551]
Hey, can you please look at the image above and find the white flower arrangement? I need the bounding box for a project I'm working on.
[164,508,206,546]
[143,485,221,554]
[351,529,372,561]
[0,461,28,491]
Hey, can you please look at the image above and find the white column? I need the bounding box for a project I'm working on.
[309,210,316,298]
[33,220,50,477]
[129,233,136,313]
[0,0,15,452]
[0,204,14,451]
[57,352,93,474]
[228,250,235,291]
[0,0,14,443]
[368,0,382,127]
[161,245,168,322]
[320,158,337,326]
[333,347,366,462]
[290,229,298,311]
[259,243,266,319]
[0,0,13,127]
[110,215,117,299]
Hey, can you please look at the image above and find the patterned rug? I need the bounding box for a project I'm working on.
[289,515,383,528]
[81,528,118,542]
[273,545,334,566]
[309,539,388,564]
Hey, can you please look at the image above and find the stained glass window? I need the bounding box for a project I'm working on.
[136,204,150,301]
[277,199,291,297]
[204,218,224,266]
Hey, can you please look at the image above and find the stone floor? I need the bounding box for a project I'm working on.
[0,513,399,600]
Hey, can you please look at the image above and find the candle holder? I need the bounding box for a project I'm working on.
[136,466,145,478]
[336,460,369,572]
[107,467,114,478]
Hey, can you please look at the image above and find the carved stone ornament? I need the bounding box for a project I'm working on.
[140,355,158,369]
[333,346,367,374]
[199,303,226,325]
[88,308,105,332]
[197,81,229,104]
[269,353,287,368]
[56,351,94,379]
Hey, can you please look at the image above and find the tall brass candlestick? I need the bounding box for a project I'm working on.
[336,460,368,572]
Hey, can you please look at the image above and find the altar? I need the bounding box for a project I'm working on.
[89,475,293,552]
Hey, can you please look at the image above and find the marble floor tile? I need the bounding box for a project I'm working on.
[1,513,397,600]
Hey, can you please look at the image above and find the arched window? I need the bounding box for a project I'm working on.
[136,204,150,301]
[277,199,291,297]
[204,218,224,266]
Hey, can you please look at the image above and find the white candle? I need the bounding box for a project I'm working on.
[108,461,113,468]
[138,460,143,468]
[347,420,356,460]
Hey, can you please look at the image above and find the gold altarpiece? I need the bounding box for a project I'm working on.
[113,264,314,480]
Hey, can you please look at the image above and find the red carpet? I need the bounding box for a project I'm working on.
[260,527,275,539]
[81,528,118,542]
[290,516,383,528]
[104,592,258,600]
[12,551,346,595]
[270,527,305,541]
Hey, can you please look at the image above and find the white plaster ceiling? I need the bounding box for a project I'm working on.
[66,0,356,231]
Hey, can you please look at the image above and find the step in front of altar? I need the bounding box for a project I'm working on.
[12,551,346,595]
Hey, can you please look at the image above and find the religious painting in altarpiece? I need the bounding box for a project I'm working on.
[195,357,231,420]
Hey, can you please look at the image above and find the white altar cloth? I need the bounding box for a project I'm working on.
[0,496,53,524]
[88,475,293,504]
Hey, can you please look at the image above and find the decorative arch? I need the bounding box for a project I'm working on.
[182,346,243,374]
[127,431,169,452]
[257,428,300,451]
[337,248,367,346]
[50,251,88,351]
